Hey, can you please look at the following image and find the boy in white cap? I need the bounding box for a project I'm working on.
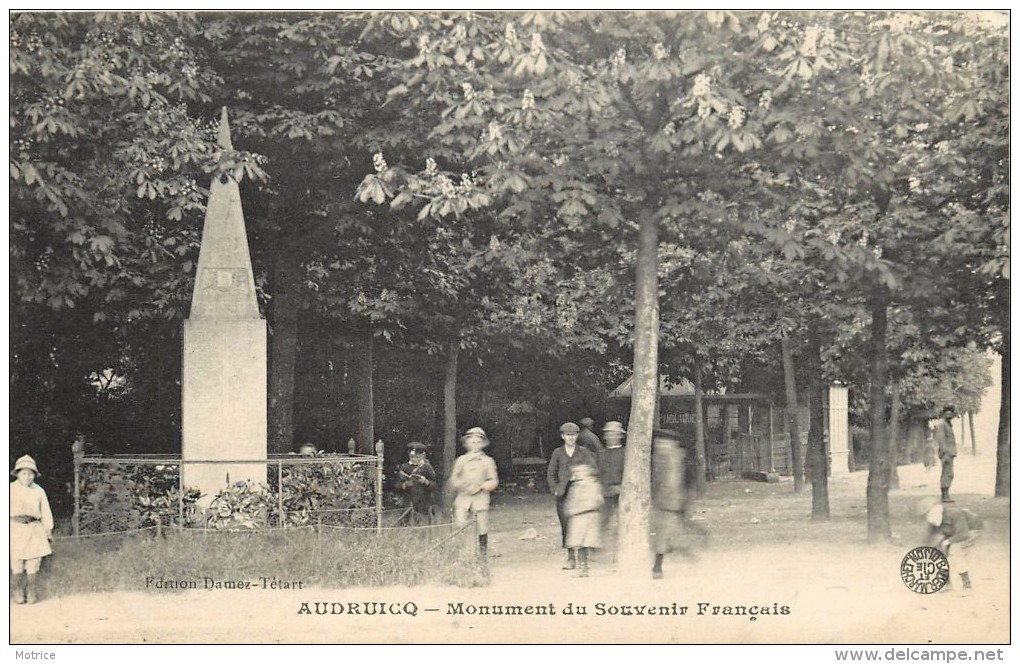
[10,455,54,604]
[448,427,499,555]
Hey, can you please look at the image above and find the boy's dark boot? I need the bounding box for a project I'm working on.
[578,548,590,578]
[652,553,664,580]
[941,488,953,503]
[11,573,26,604]
[563,548,577,570]
[478,534,488,556]
[25,574,38,604]
[960,572,972,589]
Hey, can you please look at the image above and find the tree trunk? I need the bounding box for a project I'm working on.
[268,258,300,454]
[968,411,976,456]
[866,285,891,541]
[693,358,707,495]
[443,338,459,482]
[355,333,374,454]
[155,327,181,452]
[994,336,1009,497]
[807,322,829,520]
[654,366,661,428]
[781,336,804,493]
[722,404,732,477]
[888,380,901,490]
[618,214,659,575]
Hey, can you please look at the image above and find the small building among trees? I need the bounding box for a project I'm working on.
[607,376,850,480]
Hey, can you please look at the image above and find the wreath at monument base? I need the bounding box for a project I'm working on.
[205,482,275,530]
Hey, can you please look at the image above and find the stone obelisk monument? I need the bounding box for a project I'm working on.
[182,108,267,504]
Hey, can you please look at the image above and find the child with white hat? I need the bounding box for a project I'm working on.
[448,427,499,555]
[10,455,54,604]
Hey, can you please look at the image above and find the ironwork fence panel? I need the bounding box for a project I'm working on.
[73,445,385,535]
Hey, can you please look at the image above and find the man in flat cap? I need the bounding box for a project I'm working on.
[547,422,599,570]
[934,406,958,503]
[396,442,437,525]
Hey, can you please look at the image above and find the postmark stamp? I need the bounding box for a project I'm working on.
[900,546,950,594]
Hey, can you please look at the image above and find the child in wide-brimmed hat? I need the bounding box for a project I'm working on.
[10,455,54,604]
[448,427,499,555]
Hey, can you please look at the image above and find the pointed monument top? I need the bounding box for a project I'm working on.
[188,105,259,321]
[217,107,233,150]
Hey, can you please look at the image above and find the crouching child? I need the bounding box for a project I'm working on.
[917,496,983,591]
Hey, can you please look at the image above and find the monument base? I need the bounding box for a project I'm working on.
[184,462,268,509]
[829,451,851,474]
[182,318,268,508]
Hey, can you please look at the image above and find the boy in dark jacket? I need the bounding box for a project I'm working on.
[396,442,437,525]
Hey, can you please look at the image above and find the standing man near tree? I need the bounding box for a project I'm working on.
[934,406,958,503]
[599,421,627,549]
[577,418,604,455]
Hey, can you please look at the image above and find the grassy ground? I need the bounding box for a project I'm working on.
[38,521,489,598]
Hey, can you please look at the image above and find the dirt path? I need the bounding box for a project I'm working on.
[10,455,1010,645]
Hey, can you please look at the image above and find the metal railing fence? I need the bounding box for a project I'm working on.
[72,443,385,535]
